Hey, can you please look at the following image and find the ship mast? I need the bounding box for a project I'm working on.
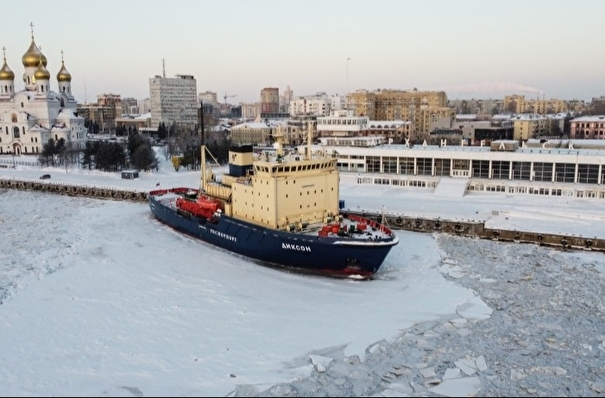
[200,144,206,192]
[306,121,312,160]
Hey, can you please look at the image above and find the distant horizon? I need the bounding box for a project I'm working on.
[2,1,604,104]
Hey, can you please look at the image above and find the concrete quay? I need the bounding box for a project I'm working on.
[0,177,148,203]
[347,210,605,253]
[2,176,603,253]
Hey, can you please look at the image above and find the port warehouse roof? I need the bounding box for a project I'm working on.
[316,137,605,160]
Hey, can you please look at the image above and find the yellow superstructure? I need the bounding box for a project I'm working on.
[231,156,339,229]
[202,124,341,230]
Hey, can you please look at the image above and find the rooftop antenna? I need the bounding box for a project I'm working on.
[84,79,87,104]
[162,58,166,78]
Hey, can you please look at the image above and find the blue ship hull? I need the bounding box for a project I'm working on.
[149,193,397,278]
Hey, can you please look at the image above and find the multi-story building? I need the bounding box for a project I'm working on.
[77,93,123,133]
[505,94,568,115]
[115,113,152,132]
[149,74,198,131]
[452,114,514,144]
[512,114,548,140]
[199,91,218,107]
[448,98,503,115]
[319,137,605,201]
[570,115,605,139]
[230,119,275,145]
[260,87,279,115]
[347,89,451,135]
[368,120,413,144]
[285,115,316,146]
[316,110,369,138]
[289,92,345,117]
[241,102,261,119]
[281,86,293,112]
[138,98,151,114]
[121,97,138,115]
[590,96,605,115]
[504,94,527,114]
[0,30,87,155]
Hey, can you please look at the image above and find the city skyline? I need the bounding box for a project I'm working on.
[2,0,604,104]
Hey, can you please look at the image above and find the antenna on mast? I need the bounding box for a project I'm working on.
[162,59,166,78]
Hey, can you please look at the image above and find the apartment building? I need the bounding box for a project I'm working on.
[289,92,345,116]
[149,74,198,130]
[570,115,605,139]
[260,87,279,115]
[505,94,568,114]
[347,89,451,134]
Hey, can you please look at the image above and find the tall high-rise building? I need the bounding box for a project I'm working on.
[149,74,198,130]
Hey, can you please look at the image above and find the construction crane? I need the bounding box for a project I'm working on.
[224,93,237,104]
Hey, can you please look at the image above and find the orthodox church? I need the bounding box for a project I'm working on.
[0,28,87,156]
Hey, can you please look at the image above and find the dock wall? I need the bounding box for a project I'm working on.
[0,178,148,203]
[347,211,604,253]
[2,177,602,253]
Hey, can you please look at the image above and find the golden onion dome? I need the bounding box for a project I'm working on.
[22,40,47,68]
[56,61,71,82]
[0,60,15,81]
[34,61,50,80]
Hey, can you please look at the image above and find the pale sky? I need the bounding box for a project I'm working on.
[3,0,604,104]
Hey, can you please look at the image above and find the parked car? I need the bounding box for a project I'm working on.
[40,174,51,180]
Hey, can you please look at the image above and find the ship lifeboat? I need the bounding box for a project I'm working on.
[176,197,218,219]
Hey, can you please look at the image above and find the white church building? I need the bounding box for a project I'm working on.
[0,28,87,156]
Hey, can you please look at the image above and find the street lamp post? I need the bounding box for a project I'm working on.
[346,57,351,110]
[10,150,15,168]
[346,57,351,96]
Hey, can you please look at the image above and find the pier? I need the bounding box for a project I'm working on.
[347,211,605,253]
[2,177,603,253]
[0,177,148,203]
